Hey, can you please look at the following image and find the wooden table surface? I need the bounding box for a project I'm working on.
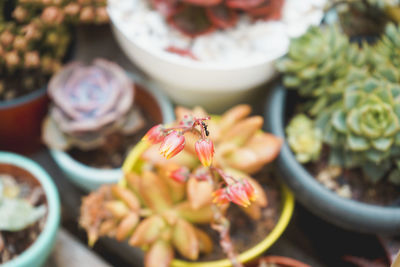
[25,25,394,267]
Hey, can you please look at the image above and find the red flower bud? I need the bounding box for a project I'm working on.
[143,124,164,144]
[159,131,185,159]
[212,179,256,208]
[212,188,230,206]
[170,167,190,183]
[195,139,214,167]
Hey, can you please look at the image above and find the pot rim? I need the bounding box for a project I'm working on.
[0,152,60,267]
[49,72,175,181]
[122,140,294,267]
[107,3,324,72]
[265,84,400,233]
[0,86,47,110]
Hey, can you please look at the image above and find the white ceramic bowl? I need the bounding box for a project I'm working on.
[108,1,325,112]
[50,73,175,191]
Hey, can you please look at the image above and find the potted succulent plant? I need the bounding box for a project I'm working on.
[0,151,60,267]
[79,104,294,266]
[0,0,108,153]
[265,21,400,233]
[108,0,326,111]
[42,58,174,191]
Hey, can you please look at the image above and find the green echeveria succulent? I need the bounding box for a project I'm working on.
[276,25,349,98]
[286,114,322,163]
[282,23,400,183]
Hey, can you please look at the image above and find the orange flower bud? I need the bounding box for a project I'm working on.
[80,6,95,22]
[212,179,256,208]
[170,166,190,183]
[143,124,164,144]
[13,6,28,22]
[41,6,64,24]
[195,139,214,167]
[159,131,185,159]
[64,3,80,16]
[5,51,20,68]
[0,31,14,47]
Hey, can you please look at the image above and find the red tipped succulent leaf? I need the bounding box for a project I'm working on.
[206,4,238,29]
[167,5,216,37]
[181,0,223,6]
[226,0,265,10]
[248,0,284,20]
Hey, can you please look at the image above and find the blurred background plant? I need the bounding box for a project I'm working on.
[150,0,285,37]
[279,22,400,184]
[0,0,108,102]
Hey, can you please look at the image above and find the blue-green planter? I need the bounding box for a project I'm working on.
[0,152,60,267]
[50,73,175,191]
[264,85,400,234]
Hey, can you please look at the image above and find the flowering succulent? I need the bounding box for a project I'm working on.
[150,0,285,37]
[80,105,282,267]
[286,114,322,164]
[42,59,144,150]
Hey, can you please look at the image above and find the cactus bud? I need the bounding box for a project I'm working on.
[5,51,20,68]
[41,7,64,24]
[12,6,28,22]
[24,51,40,68]
[80,6,95,22]
[0,31,14,47]
[64,3,80,17]
[13,36,28,51]
[95,7,109,23]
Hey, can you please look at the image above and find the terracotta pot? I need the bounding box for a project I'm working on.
[0,88,49,154]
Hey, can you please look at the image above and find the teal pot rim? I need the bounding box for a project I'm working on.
[264,85,400,234]
[50,72,175,190]
[0,151,61,267]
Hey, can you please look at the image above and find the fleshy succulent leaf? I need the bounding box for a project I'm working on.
[129,215,166,246]
[172,219,199,260]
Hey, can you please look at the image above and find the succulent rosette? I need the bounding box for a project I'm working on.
[317,78,400,181]
[286,114,322,163]
[43,58,144,150]
[151,0,284,37]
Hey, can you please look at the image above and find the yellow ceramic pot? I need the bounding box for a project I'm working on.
[122,141,294,267]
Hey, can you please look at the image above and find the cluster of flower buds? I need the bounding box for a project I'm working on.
[14,0,108,25]
[143,115,215,168]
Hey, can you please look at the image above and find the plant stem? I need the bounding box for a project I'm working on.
[211,205,243,267]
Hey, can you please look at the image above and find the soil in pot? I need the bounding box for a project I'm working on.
[180,166,282,262]
[286,92,400,206]
[0,163,47,264]
[67,84,161,169]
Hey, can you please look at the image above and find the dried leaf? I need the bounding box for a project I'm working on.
[104,201,129,219]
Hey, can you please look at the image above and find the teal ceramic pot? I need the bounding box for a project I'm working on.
[50,73,175,191]
[0,152,61,267]
[264,85,400,234]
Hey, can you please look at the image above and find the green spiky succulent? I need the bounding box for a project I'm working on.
[286,114,322,163]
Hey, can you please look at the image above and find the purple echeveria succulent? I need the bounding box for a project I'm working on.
[42,58,144,150]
